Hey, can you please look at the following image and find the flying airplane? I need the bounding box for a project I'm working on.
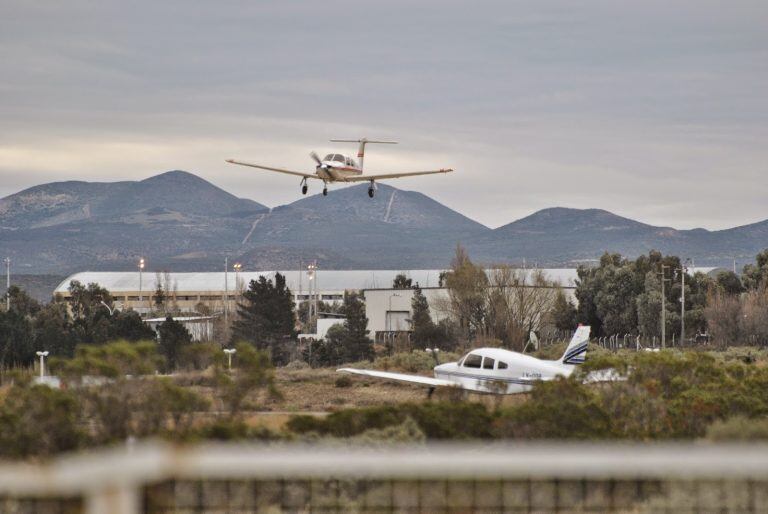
[338,326,591,395]
[226,138,453,198]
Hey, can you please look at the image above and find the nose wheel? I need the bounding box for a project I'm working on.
[323,186,328,196]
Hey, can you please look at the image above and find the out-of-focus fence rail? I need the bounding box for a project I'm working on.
[1,442,768,513]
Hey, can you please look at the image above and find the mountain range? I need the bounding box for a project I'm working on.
[0,170,765,274]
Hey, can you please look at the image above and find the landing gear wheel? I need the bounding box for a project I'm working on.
[368,187,375,198]
[323,187,328,196]
[302,185,308,195]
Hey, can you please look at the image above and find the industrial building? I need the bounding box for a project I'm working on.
[53,269,451,314]
[363,269,580,345]
[54,267,717,343]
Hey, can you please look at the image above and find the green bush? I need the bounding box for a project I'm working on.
[335,375,352,388]
[495,377,613,439]
[286,402,493,439]
[706,416,768,441]
[0,385,83,458]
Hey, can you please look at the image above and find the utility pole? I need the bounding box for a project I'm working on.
[4,257,9,312]
[660,265,669,349]
[678,258,690,346]
[307,261,318,332]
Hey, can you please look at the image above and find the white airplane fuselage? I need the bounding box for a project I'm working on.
[433,348,576,394]
[315,160,362,182]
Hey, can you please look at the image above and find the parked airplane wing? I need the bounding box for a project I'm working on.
[343,169,453,181]
[226,159,318,179]
[337,368,457,388]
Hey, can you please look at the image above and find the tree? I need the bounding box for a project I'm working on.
[154,281,166,312]
[68,280,112,321]
[742,249,768,290]
[109,310,157,342]
[231,273,295,360]
[411,286,437,345]
[0,309,34,367]
[342,292,372,362]
[442,244,488,341]
[33,302,78,357]
[392,273,413,289]
[636,271,664,339]
[158,316,192,370]
[6,286,40,317]
[550,290,577,331]
[484,267,559,350]
[704,290,744,346]
[716,271,744,295]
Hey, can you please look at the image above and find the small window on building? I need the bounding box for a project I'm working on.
[498,361,508,370]
[482,357,495,369]
[463,354,482,368]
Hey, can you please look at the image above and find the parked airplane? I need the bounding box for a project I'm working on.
[226,138,453,197]
[338,326,591,395]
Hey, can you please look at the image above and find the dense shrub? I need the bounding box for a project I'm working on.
[0,385,83,458]
[494,377,613,439]
[287,402,493,439]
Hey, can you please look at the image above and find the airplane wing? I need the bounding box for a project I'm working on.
[343,169,453,181]
[337,368,457,388]
[226,159,318,179]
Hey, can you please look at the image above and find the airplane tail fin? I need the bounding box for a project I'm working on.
[330,138,397,172]
[559,325,590,366]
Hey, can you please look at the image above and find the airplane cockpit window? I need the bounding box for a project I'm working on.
[323,154,334,161]
[482,357,495,369]
[498,361,508,369]
[463,354,482,368]
[333,154,345,162]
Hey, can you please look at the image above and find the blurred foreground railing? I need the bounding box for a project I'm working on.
[1,442,768,513]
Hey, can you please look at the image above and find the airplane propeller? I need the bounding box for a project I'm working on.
[310,151,322,166]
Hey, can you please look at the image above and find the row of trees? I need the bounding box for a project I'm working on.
[405,246,768,351]
[565,249,768,344]
[407,246,564,351]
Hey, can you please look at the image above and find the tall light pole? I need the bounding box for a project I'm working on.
[4,257,9,312]
[36,351,49,378]
[223,348,236,371]
[224,257,229,324]
[138,257,145,310]
[233,263,242,294]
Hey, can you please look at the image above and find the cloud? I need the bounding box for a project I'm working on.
[0,0,767,230]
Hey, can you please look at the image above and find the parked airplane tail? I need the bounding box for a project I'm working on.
[559,325,591,366]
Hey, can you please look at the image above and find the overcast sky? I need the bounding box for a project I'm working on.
[1,0,767,230]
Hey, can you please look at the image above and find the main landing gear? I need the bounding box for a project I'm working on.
[300,178,308,195]
[368,180,376,198]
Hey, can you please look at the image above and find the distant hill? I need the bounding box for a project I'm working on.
[241,183,489,268]
[0,171,766,274]
[0,170,265,230]
[468,207,768,267]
